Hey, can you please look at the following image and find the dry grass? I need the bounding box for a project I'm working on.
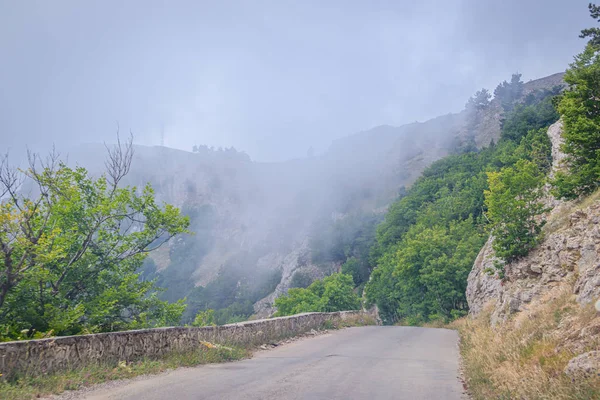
[453,286,600,399]
[0,346,249,400]
[339,313,378,327]
[323,313,378,329]
[544,189,600,235]
[0,315,376,400]
[420,319,450,328]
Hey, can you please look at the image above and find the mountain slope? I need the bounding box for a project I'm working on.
[65,72,566,320]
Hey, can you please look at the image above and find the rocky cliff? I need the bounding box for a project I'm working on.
[466,120,600,376]
[466,189,600,324]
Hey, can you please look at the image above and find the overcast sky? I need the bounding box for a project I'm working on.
[0,0,593,161]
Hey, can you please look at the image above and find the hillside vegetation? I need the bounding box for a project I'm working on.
[280,4,600,339]
[457,285,600,399]
[362,82,560,324]
[2,3,596,350]
[274,80,563,320]
[457,5,600,398]
[0,139,189,340]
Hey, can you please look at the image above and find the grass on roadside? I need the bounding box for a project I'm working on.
[0,314,375,400]
[544,188,600,235]
[322,313,378,330]
[0,345,249,400]
[452,287,600,400]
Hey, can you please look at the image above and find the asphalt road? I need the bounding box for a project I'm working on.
[77,326,464,400]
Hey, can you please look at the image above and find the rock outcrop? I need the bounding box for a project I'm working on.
[467,120,600,324]
[465,237,503,317]
[466,118,600,378]
[564,351,600,378]
[467,197,600,324]
[253,238,336,318]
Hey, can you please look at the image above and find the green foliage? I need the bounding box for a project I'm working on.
[191,309,216,327]
[553,43,600,198]
[365,88,559,324]
[318,273,362,312]
[580,3,600,47]
[485,160,548,264]
[494,73,524,111]
[0,144,189,340]
[274,273,361,316]
[181,258,282,325]
[289,270,313,289]
[466,89,492,111]
[310,211,382,268]
[341,257,369,286]
[213,301,255,325]
[501,94,560,142]
[129,296,187,330]
[515,128,554,174]
[367,219,485,324]
[273,287,321,316]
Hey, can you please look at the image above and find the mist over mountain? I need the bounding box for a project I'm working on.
[52,72,564,321]
[4,4,600,398]
[0,1,590,161]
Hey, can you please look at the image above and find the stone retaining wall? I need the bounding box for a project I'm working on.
[0,311,364,378]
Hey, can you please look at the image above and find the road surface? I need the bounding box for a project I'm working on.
[76,326,464,400]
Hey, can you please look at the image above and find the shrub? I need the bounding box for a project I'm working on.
[553,44,600,199]
[485,159,548,264]
[192,309,216,327]
[290,271,313,289]
[274,273,360,316]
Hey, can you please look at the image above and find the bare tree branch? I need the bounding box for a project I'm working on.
[0,153,23,203]
[105,130,134,191]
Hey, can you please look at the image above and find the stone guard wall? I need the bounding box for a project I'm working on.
[0,311,363,378]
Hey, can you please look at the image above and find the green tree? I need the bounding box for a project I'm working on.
[318,273,361,312]
[553,43,600,198]
[191,309,216,327]
[290,270,313,288]
[485,160,548,264]
[466,88,492,111]
[501,96,559,142]
[0,138,189,339]
[341,257,368,286]
[494,73,524,111]
[514,128,553,173]
[365,219,484,324]
[580,3,600,46]
[274,273,360,316]
[365,88,558,324]
[273,287,321,316]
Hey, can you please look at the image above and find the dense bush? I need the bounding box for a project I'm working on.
[365,88,559,324]
[182,263,281,324]
[494,73,524,111]
[192,309,216,327]
[501,94,559,142]
[309,211,382,270]
[0,141,189,340]
[341,257,369,286]
[553,44,600,198]
[290,270,314,289]
[274,273,361,316]
[485,160,548,264]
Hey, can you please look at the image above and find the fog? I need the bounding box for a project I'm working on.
[0,1,592,319]
[0,0,590,161]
